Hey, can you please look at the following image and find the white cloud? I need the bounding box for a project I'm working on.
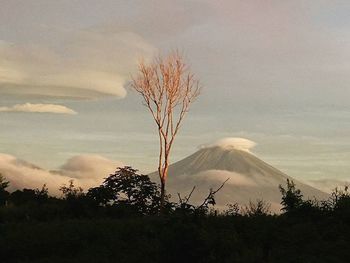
[200,137,256,152]
[0,29,156,99]
[60,155,122,179]
[191,170,256,187]
[0,153,122,195]
[0,103,76,114]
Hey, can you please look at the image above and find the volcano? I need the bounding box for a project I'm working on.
[150,138,328,211]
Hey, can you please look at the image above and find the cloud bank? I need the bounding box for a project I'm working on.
[0,154,122,195]
[59,155,120,179]
[0,103,76,114]
[190,170,256,187]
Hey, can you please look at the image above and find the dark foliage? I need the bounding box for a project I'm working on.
[10,185,49,206]
[87,166,163,215]
[279,179,303,212]
[0,169,349,263]
[242,199,271,217]
[0,174,9,206]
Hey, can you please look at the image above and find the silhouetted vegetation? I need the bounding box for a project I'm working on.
[0,174,9,206]
[0,167,350,262]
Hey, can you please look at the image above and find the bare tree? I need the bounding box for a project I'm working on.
[131,51,201,210]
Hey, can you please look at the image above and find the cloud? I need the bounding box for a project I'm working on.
[200,137,256,152]
[0,153,122,195]
[0,29,156,99]
[59,155,122,179]
[191,170,256,187]
[0,103,76,114]
[306,179,350,194]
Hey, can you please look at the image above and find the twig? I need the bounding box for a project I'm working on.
[198,178,229,209]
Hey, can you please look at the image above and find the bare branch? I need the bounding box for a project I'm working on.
[185,186,196,204]
[197,178,229,210]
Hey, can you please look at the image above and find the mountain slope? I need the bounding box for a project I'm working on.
[150,141,328,211]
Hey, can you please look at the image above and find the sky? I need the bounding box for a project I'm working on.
[0,0,350,190]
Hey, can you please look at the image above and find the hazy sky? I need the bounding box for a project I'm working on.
[0,0,350,183]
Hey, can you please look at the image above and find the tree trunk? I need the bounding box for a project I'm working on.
[160,177,166,213]
[159,161,169,213]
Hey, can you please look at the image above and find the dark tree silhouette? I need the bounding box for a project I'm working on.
[279,179,303,212]
[59,180,84,200]
[224,203,240,216]
[88,166,162,214]
[10,185,49,206]
[0,174,9,206]
[1,169,350,263]
[242,199,271,216]
[0,174,9,189]
[328,186,350,221]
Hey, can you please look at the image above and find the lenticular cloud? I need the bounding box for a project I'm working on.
[201,137,257,152]
[0,103,77,115]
